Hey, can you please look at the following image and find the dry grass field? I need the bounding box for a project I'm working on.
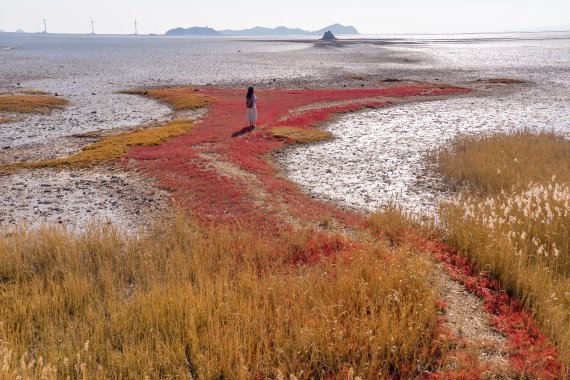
[0,216,440,379]
[435,130,570,194]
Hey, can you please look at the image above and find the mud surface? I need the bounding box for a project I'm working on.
[276,35,570,214]
[0,167,170,231]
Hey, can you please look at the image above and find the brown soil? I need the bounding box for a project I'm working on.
[433,266,512,377]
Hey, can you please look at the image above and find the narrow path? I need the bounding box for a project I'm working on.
[416,236,563,378]
[433,266,510,375]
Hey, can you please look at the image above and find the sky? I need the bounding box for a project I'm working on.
[1,0,569,35]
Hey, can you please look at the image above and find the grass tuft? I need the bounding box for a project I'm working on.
[434,129,570,194]
[367,203,433,245]
[2,119,194,170]
[267,126,332,144]
[0,117,14,124]
[0,94,68,113]
[122,87,216,110]
[436,130,570,368]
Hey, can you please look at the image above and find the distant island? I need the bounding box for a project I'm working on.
[165,26,221,36]
[165,23,358,37]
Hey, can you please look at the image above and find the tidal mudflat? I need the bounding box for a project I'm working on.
[276,34,570,214]
[0,33,431,229]
[0,168,169,229]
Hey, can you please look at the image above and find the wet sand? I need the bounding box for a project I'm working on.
[0,167,170,231]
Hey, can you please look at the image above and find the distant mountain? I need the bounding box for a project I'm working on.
[165,26,221,36]
[164,23,359,37]
[309,23,359,36]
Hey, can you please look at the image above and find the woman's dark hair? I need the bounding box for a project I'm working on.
[246,87,254,99]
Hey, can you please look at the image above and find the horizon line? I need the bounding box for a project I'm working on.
[1,28,570,37]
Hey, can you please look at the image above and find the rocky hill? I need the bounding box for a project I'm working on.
[165,27,221,36]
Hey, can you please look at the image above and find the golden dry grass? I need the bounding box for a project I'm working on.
[367,203,434,246]
[436,130,570,366]
[0,117,14,124]
[268,126,332,144]
[0,94,68,113]
[434,130,570,194]
[0,216,439,378]
[123,87,216,110]
[2,119,194,170]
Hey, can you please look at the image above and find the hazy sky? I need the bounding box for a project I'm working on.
[1,0,569,35]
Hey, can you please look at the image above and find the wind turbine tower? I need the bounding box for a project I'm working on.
[91,20,95,35]
[134,19,138,35]
[42,19,47,33]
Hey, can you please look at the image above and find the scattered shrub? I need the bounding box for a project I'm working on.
[0,94,68,113]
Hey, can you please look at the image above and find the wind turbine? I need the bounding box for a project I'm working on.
[134,19,138,35]
[91,20,95,35]
[42,19,47,33]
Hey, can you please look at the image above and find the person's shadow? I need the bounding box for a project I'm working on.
[231,126,255,137]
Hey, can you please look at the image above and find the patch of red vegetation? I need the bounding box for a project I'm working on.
[413,236,565,379]
[125,83,567,376]
[283,232,358,266]
[271,100,389,129]
[127,84,468,229]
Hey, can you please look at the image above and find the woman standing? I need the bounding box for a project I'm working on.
[246,87,257,127]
